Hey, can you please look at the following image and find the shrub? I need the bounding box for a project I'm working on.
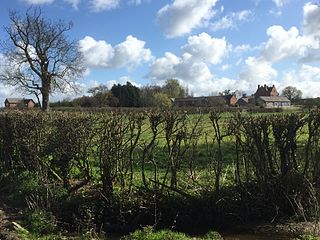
[25,210,57,235]
[121,226,223,240]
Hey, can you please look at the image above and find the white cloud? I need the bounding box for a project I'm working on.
[181,32,228,64]
[22,0,54,4]
[64,0,81,9]
[79,35,152,69]
[261,25,312,62]
[90,0,120,11]
[272,0,289,7]
[147,32,235,95]
[147,52,242,96]
[303,2,320,38]
[105,76,141,89]
[280,64,320,98]
[211,10,253,32]
[0,84,16,107]
[233,44,257,54]
[157,0,218,38]
[148,52,180,81]
[240,56,278,84]
[147,52,213,93]
[221,64,230,71]
[0,54,31,107]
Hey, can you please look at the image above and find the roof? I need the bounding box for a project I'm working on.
[5,98,35,104]
[258,96,290,102]
[5,98,24,103]
[174,95,232,102]
[238,96,253,103]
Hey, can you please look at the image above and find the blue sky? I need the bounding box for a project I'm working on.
[0,0,319,104]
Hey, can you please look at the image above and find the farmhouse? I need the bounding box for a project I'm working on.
[254,84,279,97]
[237,84,291,108]
[256,96,291,108]
[173,95,237,107]
[4,98,36,109]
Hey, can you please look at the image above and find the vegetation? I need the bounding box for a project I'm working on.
[282,86,303,100]
[1,109,320,238]
[51,79,189,109]
[121,227,222,240]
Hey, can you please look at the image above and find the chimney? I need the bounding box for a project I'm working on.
[258,84,260,88]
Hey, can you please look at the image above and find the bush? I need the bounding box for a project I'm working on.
[25,210,57,235]
[121,226,223,240]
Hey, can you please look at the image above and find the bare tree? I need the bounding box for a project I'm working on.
[281,86,303,101]
[0,8,85,111]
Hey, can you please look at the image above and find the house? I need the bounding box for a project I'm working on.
[4,98,36,109]
[237,96,254,107]
[256,96,291,108]
[173,95,237,107]
[254,84,279,97]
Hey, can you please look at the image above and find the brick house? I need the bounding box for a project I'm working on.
[237,85,291,108]
[4,98,36,109]
[254,84,279,97]
[173,95,237,107]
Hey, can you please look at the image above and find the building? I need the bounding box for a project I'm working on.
[236,95,254,107]
[173,95,237,107]
[4,98,36,109]
[256,96,291,108]
[236,85,291,108]
[254,84,279,97]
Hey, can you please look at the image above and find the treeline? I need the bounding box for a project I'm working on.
[52,79,190,108]
[1,110,320,235]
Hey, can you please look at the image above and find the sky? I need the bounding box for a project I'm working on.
[0,0,320,105]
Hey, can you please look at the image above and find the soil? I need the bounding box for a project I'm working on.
[0,196,20,240]
[221,221,320,240]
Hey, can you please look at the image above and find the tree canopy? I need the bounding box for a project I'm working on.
[281,86,303,101]
[111,82,141,107]
[0,8,84,111]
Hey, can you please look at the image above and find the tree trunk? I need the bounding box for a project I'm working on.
[41,81,50,111]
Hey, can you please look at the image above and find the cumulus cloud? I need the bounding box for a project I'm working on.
[303,2,320,38]
[22,0,54,4]
[280,64,320,98]
[233,44,257,54]
[211,10,254,32]
[240,57,278,84]
[237,2,320,95]
[261,25,312,62]
[148,32,228,82]
[157,0,218,38]
[79,35,152,70]
[148,52,215,94]
[147,32,237,95]
[181,32,228,64]
[90,0,120,11]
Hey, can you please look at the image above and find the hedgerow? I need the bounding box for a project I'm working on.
[0,109,320,235]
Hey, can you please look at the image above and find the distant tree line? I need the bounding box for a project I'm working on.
[51,79,190,108]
